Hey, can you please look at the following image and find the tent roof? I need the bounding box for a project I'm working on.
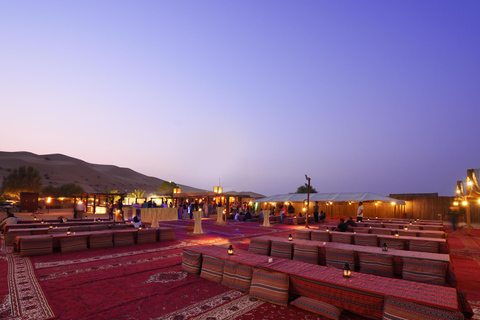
[253,192,406,205]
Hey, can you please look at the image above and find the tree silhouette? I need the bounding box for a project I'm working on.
[1,166,43,197]
[295,183,318,194]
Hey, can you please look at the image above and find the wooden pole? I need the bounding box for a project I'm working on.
[305,175,310,229]
[466,200,472,235]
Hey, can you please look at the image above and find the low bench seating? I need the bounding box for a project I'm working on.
[158,227,176,241]
[89,231,114,249]
[14,235,53,257]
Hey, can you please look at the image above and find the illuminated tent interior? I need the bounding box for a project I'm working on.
[253,192,406,205]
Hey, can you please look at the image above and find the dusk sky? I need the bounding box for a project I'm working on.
[1,1,479,197]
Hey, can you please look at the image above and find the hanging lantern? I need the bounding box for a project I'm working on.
[382,242,388,251]
[228,245,233,255]
[343,263,352,278]
[288,234,293,241]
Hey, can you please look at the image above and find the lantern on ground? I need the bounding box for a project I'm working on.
[34,216,37,221]
[288,234,293,241]
[67,228,71,235]
[49,223,53,229]
[326,227,330,233]
[395,230,399,237]
[404,226,408,231]
[41,219,45,224]
[343,263,352,278]
[382,242,388,251]
[228,245,233,255]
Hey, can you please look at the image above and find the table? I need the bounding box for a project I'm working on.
[187,245,462,320]
[141,208,178,228]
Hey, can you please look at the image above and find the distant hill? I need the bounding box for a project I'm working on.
[0,151,205,196]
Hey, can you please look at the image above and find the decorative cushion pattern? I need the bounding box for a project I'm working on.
[18,235,53,257]
[200,255,225,284]
[70,226,90,232]
[5,231,31,246]
[402,257,447,286]
[89,232,113,249]
[381,239,406,250]
[358,252,394,278]
[182,249,202,275]
[409,240,439,253]
[293,244,319,265]
[60,236,88,253]
[354,234,378,247]
[89,225,109,231]
[295,230,311,240]
[383,296,463,320]
[110,224,128,230]
[325,247,355,270]
[113,231,135,246]
[352,228,370,233]
[310,230,330,242]
[221,261,253,292]
[158,227,175,241]
[249,268,289,306]
[270,241,293,260]
[372,229,392,235]
[291,296,342,319]
[331,233,352,244]
[137,228,157,244]
[419,232,444,239]
[249,238,271,256]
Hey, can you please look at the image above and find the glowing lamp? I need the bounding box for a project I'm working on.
[173,188,181,194]
[478,199,480,204]
[139,227,142,230]
[391,202,395,206]
[326,227,330,233]
[34,216,37,221]
[468,181,473,186]
[462,201,467,206]
[41,219,45,224]
[367,218,370,221]
[453,201,459,206]
[409,222,412,226]
[343,263,352,278]
[288,234,293,241]
[404,226,408,231]
[213,186,222,193]
[376,216,378,218]
[49,224,53,229]
[67,228,71,235]
[395,230,399,237]
[456,190,461,194]
[228,245,233,255]
[382,242,388,251]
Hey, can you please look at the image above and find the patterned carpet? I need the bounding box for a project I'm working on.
[0,219,478,319]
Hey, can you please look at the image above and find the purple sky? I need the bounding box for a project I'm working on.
[1,1,479,196]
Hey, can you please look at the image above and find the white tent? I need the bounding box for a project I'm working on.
[254,192,406,205]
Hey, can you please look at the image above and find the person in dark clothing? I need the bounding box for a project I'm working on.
[345,216,357,227]
[244,211,252,221]
[313,201,319,223]
[335,218,348,232]
[319,211,326,222]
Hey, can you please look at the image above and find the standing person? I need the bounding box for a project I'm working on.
[280,205,287,223]
[117,198,124,220]
[189,202,193,219]
[357,202,364,222]
[313,201,319,223]
[108,201,114,220]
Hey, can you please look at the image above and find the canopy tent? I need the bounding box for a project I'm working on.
[253,192,406,205]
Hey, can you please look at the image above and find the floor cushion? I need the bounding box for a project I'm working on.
[5,231,31,246]
[325,247,355,270]
[354,234,378,247]
[249,238,271,256]
[89,232,114,249]
[402,257,447,286]
[293,244,319,265]
[60,236,88,253]
[89,225,109,231]
[310,230,330,242]
[381,238,406,250]
[331,232,352,244]
[383,296,463,320]
[372,229,392,235]
[249,268,289,306]
[358,252,394,278]
[200,255,225,284]
[409,240,439,253]
[17,235,53,257]
[182,249,202,275]
[70,226,90,232]
[137,228,157,244]
[113,231,135,246]
[295,229,311,240]
[291,296,342,319]
[158,227,175,241]
[271,241,293,260]
[419,232,444,239]
[221,260,253,292]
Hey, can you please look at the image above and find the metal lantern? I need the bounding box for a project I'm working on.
[49,223,53,229]
[34,216,37,221]
[228,245,233,255]
[326,227,330,233]
[382,242,388,251]
[343,263,352,278]
[404,226,408,231]
[288,234,293,241]
[67,228,71,235]
[395,230,399,237]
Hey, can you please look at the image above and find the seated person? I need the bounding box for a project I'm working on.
[234,212,240,221]
[334,218,348,232]
[0,212,22,230]
[133,215,142,228]
[319,211,326,222]
[258,209,264,219]
[244,211,252,220]
[345,216,357,227]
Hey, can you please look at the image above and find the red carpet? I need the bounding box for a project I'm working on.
[1,219,478,319]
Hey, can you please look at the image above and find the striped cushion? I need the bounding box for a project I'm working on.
[383,296,463,320]
[295,230,311,240]
[221,261,253,292]
[249,268,289,306]
[419,232,444,239]
[89,225,109,231]
[137,229,157,244]
[397,230,412,237]
[352,228,370,233]
[110,224,128,230]
[18,235,53,257]
[271,241,293,260]
[70,226,90,232]
[200,255,224,284]
[158,227,175,241]
[293,244,319,265]
[402,257,447,286]
[89,232,113,249]
[358,252,394,278]
[60,236,88,253]
[354,234,378,247]
[182,249,202,275]
[325,247,355,270]
[331,233,352,244]
[368,223,383,228]
[310,230,330,242]
[113,232,135,246]
[249,238,271,256]
[409,240,439,253]
[407,225,421,230]
[421,226,443,231]
[48,228,68,234]
[5,231,31,246]
[291,296,342,319]
[372,229,392,235]
[381,238,406,250]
